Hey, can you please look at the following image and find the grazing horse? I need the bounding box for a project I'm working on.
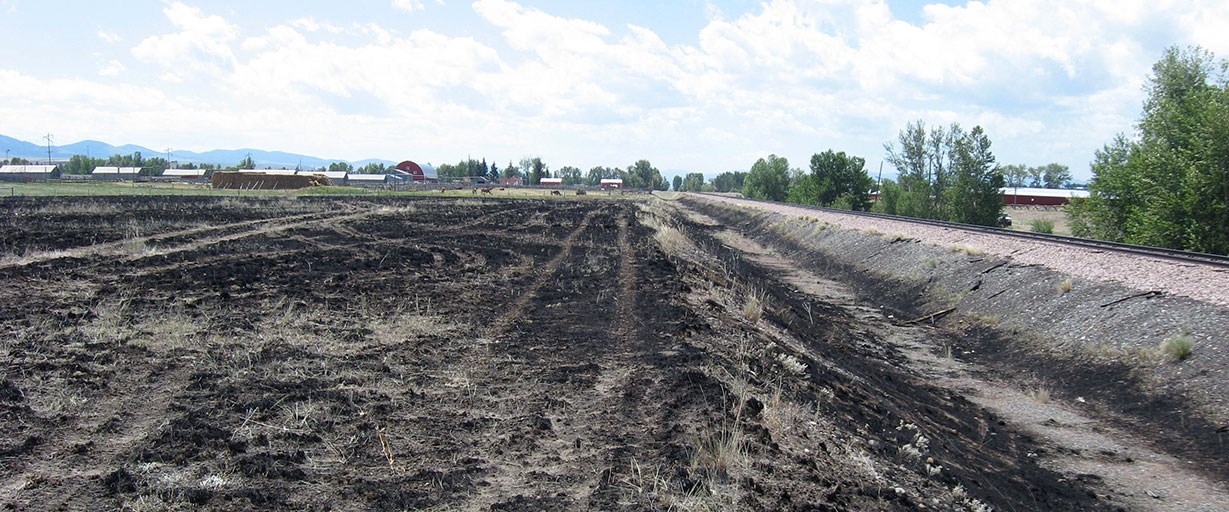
[575,189,586,196]
[480,188,493,194]
[439,187,447,193]
[550,190,562,196]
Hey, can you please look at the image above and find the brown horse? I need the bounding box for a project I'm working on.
[480,188,493,194]
[550,190,562,196]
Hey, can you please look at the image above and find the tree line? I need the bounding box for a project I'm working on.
[436,157,669,189]
[1068,46,1229,255]
[682,122,1012,226]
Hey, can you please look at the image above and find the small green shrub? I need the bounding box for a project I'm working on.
[1161,335,1194,361]
[1029,219,1055,233]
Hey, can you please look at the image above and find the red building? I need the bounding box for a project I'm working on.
[1001,187,1089,206]
[394,161,438,182]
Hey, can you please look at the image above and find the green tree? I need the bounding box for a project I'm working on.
[789,150,873,210]
[557,166,582,185]
[943,126,1005,225]
[502,160,521,180]
[711,171,747,193]
[327,161,354,173]
[743,155,791,201]
[871,179,903,214]
[530,157,547,185]
[886,121,1005,225]
[680,172,705,192]
[1069,46,1229,254]
[64,154,105,174]
[237,154,255,169]
[1039,163,1072,189]
[356,162,386,174]
[143,157,169,176]
[621,160,665,190]
[1002,164,1029,187]
[672,175,683,191]
[885,120,948,218]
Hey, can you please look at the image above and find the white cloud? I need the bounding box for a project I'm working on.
[392,0,424,13]
[97,30,121,43]
[99,60,125,77]
[131,2,238,78]
[7,0,1229,177]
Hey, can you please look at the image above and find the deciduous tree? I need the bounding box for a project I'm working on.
[1069,46,1229,254]
[885,121,1005,225]
[743,155,791,202]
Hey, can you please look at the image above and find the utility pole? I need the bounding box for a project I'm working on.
[43,134,53,165]
[166,148,174,170]
[875,161,883,194]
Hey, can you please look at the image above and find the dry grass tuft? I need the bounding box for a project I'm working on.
[1027,387,1052,403]
[742,292,764,323]
[1057,279,1073,294]
[1161,335,1194,361]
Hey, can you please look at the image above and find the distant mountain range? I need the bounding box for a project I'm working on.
[0,134,394,169]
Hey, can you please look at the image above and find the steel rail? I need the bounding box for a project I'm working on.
[694,193,1229,269]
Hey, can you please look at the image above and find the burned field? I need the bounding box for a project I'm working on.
[0,196,1114,510]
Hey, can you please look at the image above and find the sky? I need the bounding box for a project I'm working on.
[1,1,1227,182]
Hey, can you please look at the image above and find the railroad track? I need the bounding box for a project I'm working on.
[697,193,1229,269]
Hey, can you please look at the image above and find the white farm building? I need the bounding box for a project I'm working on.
[0,164,61,181]
[91,166,141,180]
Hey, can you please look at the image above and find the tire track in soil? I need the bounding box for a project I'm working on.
[91,206,389,281]
[458,204,676,510]
[482,204,604,338]
[0,208,343,271]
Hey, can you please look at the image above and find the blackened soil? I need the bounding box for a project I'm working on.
[683,196,1229,486]
[0,196,1110,510]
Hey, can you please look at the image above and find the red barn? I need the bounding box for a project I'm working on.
[394,161,438,182]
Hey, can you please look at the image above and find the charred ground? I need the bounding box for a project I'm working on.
[0,196,1113,510]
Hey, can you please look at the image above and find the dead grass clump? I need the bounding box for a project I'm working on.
[81,295,136,344]
[1057,279,1073,294]
[775,353,808,375]
[947,244,984,255]
[1161,335,1194,361]
[1027,387,1052,403]
[742,292,764,323]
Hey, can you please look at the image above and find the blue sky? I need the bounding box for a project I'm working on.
[1,1,1227,181]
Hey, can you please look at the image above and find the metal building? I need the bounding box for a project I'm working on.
[0,164,61,181]
[91,166,141,180]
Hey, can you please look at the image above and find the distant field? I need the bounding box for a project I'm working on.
[1004,205,1071,235]
[0,181,228,197]
[0,182,627,199]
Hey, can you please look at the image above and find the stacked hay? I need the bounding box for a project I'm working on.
[211,172,332,190]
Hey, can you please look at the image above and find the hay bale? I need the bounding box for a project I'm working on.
[211,172,332,190]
